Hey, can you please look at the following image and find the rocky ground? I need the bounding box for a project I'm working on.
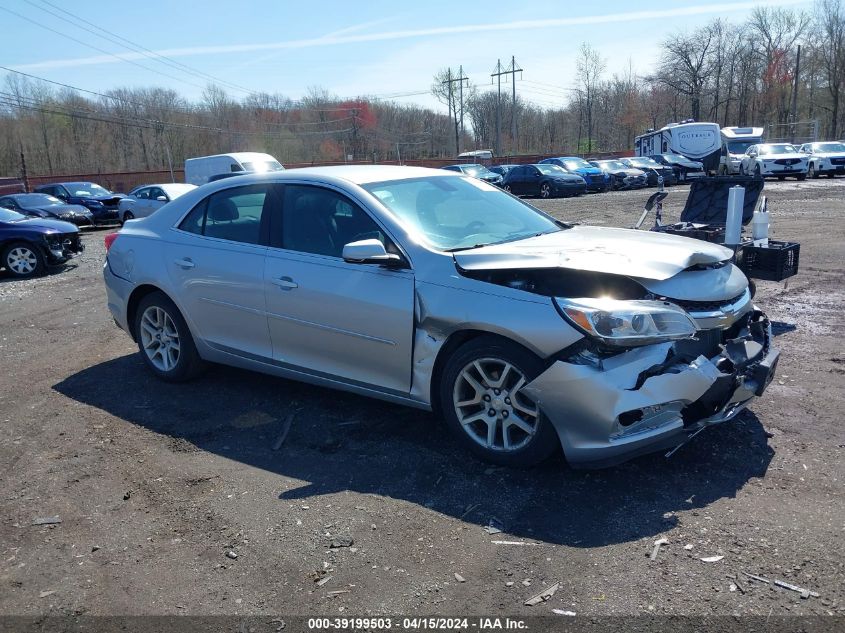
[0,178,843,622]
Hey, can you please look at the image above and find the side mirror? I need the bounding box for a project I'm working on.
[342,239,403,267]
[156,196,168,202]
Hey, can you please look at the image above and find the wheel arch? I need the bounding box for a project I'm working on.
[428,328,542,418]
[126,284,171,341]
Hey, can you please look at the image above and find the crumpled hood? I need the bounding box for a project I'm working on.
[453,226,733,281]
[16,218,79,233]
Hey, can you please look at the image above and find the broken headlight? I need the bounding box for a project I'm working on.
[555,297,697,347]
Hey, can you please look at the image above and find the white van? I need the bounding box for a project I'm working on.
[184,152,284,185]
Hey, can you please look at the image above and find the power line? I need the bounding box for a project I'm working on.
[25,0,257,96]
[0,4,209,91]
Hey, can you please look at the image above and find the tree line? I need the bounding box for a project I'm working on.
[1,1,843,178]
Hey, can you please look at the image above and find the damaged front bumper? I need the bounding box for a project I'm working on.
[523,309,779,468]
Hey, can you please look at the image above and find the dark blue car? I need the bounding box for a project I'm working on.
[539,157,610,192]
[0,206,84,278]
[33,182,125,224]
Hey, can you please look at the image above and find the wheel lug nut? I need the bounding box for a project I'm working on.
[494,389,501,395]
[488,409,496,417]
[502,410,509,418]
[504,397,511,405]
[483,394,491,402]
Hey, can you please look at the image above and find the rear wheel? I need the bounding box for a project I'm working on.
[827,172,835,179]
[809,163,818,179]
[540,182,551,198]
[440,336,559,467]
[797,173,807,181]
[134,291,205,382]
[2,242,45,278]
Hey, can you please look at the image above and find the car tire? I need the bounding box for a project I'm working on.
[540,183,551,198]
[809,163,818,178]
[827,172,835,179]
[439,336,560,467]
[503,184,512,193]
[2,242,45,278]
[777,175,785,180]
[134,291,205,382]
[122,211,135,223]
[797,173,807,181]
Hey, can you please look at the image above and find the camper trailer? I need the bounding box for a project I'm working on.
[635,121,721,174]
[720,127,765,175]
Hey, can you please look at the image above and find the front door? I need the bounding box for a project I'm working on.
[264,183,414,393]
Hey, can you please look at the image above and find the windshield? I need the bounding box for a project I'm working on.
[598,160,627,169]
[727,140,756,154]
[562,158,591,170]
[363,176,562,251]
[813,142,845,152]
[240,160,284,173]
[628,158,658,167]
[460,165,491,177]
[535,164,567,175]
[758,144,796,155]
[65,182,112,196]
[19,194,64,208]
[663,154,689,162]
[0,208,27,222]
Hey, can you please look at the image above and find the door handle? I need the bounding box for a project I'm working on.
[273,276,298,290]
[174,258,195,269]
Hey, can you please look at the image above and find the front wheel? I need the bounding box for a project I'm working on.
[809,163,818,179]
[122,210,135,223]
[503,184,512,193]
[2,242,45,278]
[539,183,551,198]
[797,173,807,181]
[134,291,205,382]
[439,336,559,467]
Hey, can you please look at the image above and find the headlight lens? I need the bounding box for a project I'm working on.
[555,297,697,347]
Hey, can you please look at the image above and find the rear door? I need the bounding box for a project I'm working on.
[264,183,415,393]
[165,183,278,359]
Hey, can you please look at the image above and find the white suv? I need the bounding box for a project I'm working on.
[799,141,845,178]
[740,143,808,180]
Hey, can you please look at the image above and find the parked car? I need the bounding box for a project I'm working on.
[185,152,284,186]
[649,154,706,181]
[488,164,519,179]
[620,156,677,186]
[0,206,83,278]
[103,166,779,469]
[441,164,504,186]
[118,183,197,223]
[503,164,586,198]
[0,193,94,227]
[588,159,648,190]
[538,157,609,192]
[798,141,845,178]
[33,182,124,224]
[739,143,808,180]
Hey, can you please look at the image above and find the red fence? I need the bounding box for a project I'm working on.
[7,149,635,193]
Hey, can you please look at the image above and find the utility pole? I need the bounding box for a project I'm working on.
[789,45,801,144]
[19,143,28,192]
[492,57,523,156]
[441,67,469,155]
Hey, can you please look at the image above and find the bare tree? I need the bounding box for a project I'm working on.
[575,43,606,153]
[815,0,845,137]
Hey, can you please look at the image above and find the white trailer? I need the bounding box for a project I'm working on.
[184,152,284,185]
[634,121,722,173]
[719,127,765,175]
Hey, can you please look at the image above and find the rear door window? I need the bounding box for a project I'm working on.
[177,184,275,245]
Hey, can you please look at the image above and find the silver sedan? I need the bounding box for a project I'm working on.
[103,166,779,468]
[118,183,196,223]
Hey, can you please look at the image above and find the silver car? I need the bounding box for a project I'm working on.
[103,166,779,468]
[118,183,197,223]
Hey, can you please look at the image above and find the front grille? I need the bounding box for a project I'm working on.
[667,292,746,313]
[774,158,801,165]
[589,175,604,184]
[831,157,845,165]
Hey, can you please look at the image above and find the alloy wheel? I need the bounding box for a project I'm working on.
[540,183,551,198]
[7,246,38,275]
[452,358,539,452]
[139,306,181,372]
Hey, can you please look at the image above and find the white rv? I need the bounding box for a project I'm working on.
[634,121,722,174]
[184,152,284,185]
[720,127,765,175]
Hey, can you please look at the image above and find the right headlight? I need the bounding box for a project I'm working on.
[555,297,698,347]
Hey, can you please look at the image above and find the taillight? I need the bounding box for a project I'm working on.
[104,232,119,252]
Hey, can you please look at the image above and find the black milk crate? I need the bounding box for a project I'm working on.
[659,224,726,244]
[738,240,800,281]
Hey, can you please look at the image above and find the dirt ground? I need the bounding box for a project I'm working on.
[0,178,843,621]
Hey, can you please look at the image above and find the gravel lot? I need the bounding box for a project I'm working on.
[0,179,843,620]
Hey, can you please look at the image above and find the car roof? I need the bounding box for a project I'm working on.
[283,165,455,185]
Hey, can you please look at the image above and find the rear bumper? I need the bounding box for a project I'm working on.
[103,261,134,334]
[523,309,778,468]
